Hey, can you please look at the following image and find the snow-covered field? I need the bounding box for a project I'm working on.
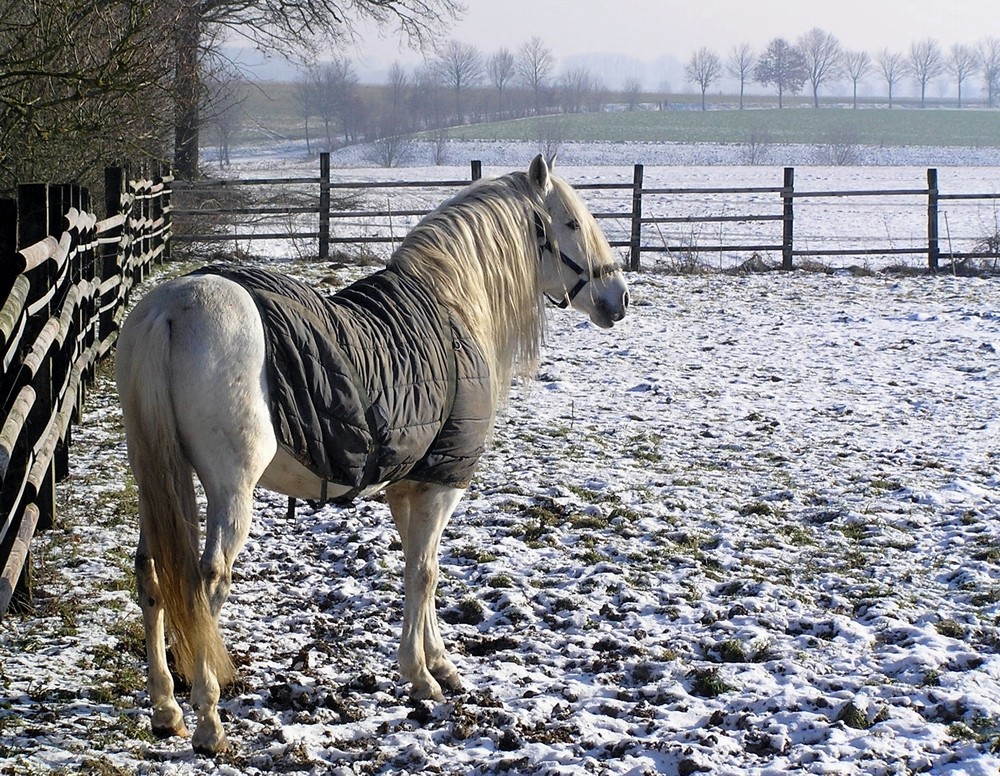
[2,145,999,775]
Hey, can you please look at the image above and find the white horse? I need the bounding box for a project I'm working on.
[115,155,629,755]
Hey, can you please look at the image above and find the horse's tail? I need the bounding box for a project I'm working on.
[116,298,235,687]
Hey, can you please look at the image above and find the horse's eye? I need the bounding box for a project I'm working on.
[566,219,580,231]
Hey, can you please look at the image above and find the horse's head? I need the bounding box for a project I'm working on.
[529,154,629,329]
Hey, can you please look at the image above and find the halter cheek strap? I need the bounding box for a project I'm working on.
[534,213,589,309]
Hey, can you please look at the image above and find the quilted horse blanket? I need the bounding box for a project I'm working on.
[193,266,493,502]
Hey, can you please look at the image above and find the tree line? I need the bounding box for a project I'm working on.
[687,30,1000,110]
[4,2,1000,195]
[0,0,458,195]
[232,29,1000,164]
[278,36,620,162]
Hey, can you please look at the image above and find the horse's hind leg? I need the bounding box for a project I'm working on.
[386,480,465,700]
[164,276,277,755]
[135,530,188,738]
[182,474,267,755]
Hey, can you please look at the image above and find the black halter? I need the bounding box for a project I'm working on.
[534,212,590,309]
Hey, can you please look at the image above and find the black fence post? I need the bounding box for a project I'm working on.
[7,183,51,610]
[161,164,172,263]
[0,199,16,302]
[629,163,644,271]
[101,167,124,349]
[150,163,163,266]
[24,184,57,534]
[470,160,482,181]
[927,168,940,273]
[53,184,76,481]
[782,167,795,271]
[319,152,330,261]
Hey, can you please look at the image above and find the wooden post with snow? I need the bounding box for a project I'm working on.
[319,152,330,261]
[782,167,795,271]
[629,164,643,271]
[927,168,940,272]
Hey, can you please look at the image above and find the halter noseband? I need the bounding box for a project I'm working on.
[534,212,591,309]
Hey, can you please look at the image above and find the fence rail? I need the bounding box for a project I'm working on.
[0,167,170,614]
[172,155,1000,273]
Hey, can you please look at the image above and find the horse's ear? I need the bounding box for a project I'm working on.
[529,154,551,193]
[547,153,557,169]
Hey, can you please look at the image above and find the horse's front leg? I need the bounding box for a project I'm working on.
[386,481,465,700]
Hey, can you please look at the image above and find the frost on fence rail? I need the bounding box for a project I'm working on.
[0,171,170,615]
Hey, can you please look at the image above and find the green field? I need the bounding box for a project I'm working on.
[238,81,1000,148]
[441,108,1000,148]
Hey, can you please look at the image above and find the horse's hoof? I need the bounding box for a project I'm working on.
[430,658,463,693]
[410,678,445,702]
[192,727,229,756]
[152,722,189,739]
[436,671,463,693]
[151,706,188,739]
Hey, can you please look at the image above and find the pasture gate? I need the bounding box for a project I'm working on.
[0,167,170,614]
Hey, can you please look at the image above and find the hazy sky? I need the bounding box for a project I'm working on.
[348,0,997,84]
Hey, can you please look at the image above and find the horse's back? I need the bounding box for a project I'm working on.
[117,273,278,491]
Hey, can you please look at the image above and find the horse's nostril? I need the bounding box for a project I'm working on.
[622,290,630,309]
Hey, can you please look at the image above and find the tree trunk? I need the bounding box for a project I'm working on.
[173,5,202,179]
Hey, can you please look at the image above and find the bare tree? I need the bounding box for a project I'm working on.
[754,38,808,108]
[202,61,248,168]
[410,63,447,130]
[170,0,459,178]
[559,67,598,113]
[948,43,978,108]
[369,130,414,167]
[433,39,483,121]
[979,37,1000,107]
[307,58,361,149]
[622,77,643,111]
[293,70,319,155]
[486,47,516,118]
[798,28,842,107]
[726,43,756,109]
[332,58,363,144]
[907,38,945,108]
[305,65,336,150]
[517,36,555,114]
[685,47,721,111]
[842,50,872,108]
[387,61,409,114]
[0,0,177,194]
[876,49,906,108]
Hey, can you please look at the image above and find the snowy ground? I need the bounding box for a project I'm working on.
[2,145,1000,775]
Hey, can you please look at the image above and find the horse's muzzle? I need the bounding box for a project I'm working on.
[592,289,629,328]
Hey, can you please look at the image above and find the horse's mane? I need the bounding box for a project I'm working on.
[389,171,548,403]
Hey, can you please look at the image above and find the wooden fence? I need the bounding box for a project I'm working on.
[173,155,1000,272]
[0,167,170,614]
